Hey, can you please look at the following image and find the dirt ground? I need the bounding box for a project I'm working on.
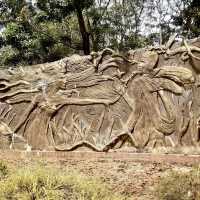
[0,151,198,200]
[58,160,169,200]
[59,160,195,200]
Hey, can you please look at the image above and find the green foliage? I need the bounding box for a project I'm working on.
[0,19,74,65]
[0,1,83,66]
[0,0,96,66]
[1,0,199,66]
[88,0,150,51]
[124,35,151,50]
[155,167,200,200]
[36,0,94,21]
[173,0,200,38]
[0,0,27,22]
[0,165,128,200]
[0,45,20,66]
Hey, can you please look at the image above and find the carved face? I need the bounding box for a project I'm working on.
[137,51,159,71]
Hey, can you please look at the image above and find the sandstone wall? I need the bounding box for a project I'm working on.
[0,36,200,151]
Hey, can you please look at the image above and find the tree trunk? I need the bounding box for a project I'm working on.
[159,24,163,45]
[76,7,90,55]
[87,16,98,52]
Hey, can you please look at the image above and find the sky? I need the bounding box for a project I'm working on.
[141,0,183,36]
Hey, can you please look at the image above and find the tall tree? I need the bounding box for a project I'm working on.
[87,0,111,51]
[0,0,75,65]
[73,0,92,55]
[0,0,95,66]
[36,0,94,55]
[88,0,149,51]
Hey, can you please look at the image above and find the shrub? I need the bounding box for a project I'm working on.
[0,165,128,200]
[155,167,200,200]
[0,161,8,180]
[0,45,20,66]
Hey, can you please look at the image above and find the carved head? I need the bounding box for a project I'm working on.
[137,51,159,71]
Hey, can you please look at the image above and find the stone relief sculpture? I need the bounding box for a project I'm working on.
[0,35,200,151]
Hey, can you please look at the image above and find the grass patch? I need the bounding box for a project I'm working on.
[155,167,200,200]
[0,161,9,180]
[0,162,129,200]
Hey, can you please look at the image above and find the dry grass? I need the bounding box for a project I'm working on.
[0,161,129,200]
[155,167,200,200]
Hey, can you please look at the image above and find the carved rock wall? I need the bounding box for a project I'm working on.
[0,36,200,151]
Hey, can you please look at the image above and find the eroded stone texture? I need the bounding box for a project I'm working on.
[0,37,200,151]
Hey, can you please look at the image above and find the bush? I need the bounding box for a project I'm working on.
[0,165,128,200]
[0,20,74,66]
[0,45,20,66]
[155,167,200,200]
[0,161,8,180]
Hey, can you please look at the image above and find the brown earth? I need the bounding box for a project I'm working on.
[0,151,198,200]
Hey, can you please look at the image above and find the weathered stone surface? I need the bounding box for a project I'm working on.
[0,37,200,151]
